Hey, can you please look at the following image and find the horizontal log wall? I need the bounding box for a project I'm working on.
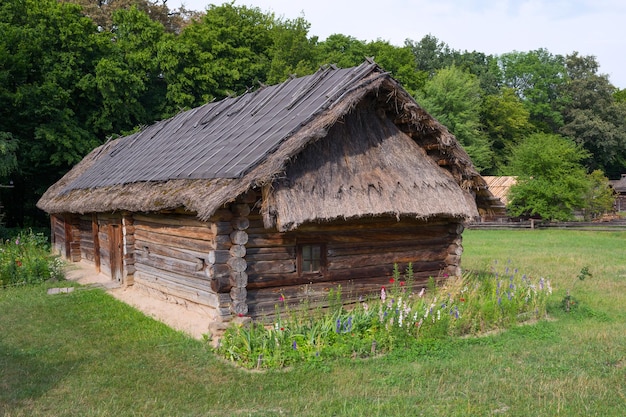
[132,213,220,312]
[246,210,464,318]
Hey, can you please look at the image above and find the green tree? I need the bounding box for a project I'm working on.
[364,40,426,96]
[92,6,166,134]
[582,170,615,220]
[405,35,457,77]
[316,34,368,68]
[158,3,274,114]
[265,16,318,84]
[419,66,493,172]
[61,0,191,34]
[0,0,107,225]
[498,49,567,133]
[482,87,533,173]
[507,133,590,221]
[559,53,626,178]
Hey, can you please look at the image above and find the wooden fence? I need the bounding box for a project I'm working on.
[467,219,626,231]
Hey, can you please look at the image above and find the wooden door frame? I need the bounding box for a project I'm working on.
[108,222,123,283]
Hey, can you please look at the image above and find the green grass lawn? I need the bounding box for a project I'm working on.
[1,230,625,416]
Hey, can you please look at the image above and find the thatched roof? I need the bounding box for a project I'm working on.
[265,100,477,231]
[38,60,492,225]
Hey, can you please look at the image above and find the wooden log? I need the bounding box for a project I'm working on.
[245,246,295,262]
[231,217,250,231]
[211,221,233,235]
[328,248,447,270]
[230,286,247,299]
[231,301,249,316]
[134,213,213,228]
[135,250,205,275]
[445,254,461,266]
[227,257,247,273]
[245,233,294,248]
[229,271,248,288]
[206,263,230,280]
[213,234,232,250]
[134,220,213,241]
[246,259,296,275]
[134,228,214,252]
[208,250,230,265]
[134,267,219,308]
[230,230,248,245]
[135,239,209,265]
[447,243,463,256]
[211,275,231,293]
[448,222,464,234]
[327,241,450,258]
[229,244,246,258]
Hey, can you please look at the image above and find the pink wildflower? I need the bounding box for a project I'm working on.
[380,286,387,302]
[418,288,425,298]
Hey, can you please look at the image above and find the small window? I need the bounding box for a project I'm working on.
[298,243,326,275]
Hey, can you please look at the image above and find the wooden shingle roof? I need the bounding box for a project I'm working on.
[65,63,382,190]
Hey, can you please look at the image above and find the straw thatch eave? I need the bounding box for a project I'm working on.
[262,99,479,232]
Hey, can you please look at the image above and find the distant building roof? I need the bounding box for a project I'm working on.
[482,176,517,206]
[611,174,626,193]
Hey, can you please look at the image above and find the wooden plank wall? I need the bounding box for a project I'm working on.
[246,210,463,318]
[132,213,221,312]
[78,215,96,265]
[50,215,65,256]
[65,214,81,262]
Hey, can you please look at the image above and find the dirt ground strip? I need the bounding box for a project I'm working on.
[64,262,212,340]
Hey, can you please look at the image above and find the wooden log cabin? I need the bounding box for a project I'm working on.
[37,60,499,327]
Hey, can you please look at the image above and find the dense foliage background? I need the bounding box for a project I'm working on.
[1,0,624,226]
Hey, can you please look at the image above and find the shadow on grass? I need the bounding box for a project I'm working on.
[0,341,80,414]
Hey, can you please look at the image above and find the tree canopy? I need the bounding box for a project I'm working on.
[1,0,624,226]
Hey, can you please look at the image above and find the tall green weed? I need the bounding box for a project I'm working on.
[0,229,65,287]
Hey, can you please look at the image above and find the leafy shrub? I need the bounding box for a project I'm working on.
[215,261,552,369]
[0,229,65,287]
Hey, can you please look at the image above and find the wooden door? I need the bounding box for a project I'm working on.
[109,223,123,282]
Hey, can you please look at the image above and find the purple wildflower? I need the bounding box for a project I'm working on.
[335,318,341,333]
[344,316,353,333]
[539,277,545,290]
[292,340,297,350]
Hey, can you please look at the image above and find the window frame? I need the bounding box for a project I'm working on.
[296,242,327,277]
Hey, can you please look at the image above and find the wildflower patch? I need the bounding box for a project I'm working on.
[215,261,553,369]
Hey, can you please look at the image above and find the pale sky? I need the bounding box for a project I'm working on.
[167,0,626,88]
